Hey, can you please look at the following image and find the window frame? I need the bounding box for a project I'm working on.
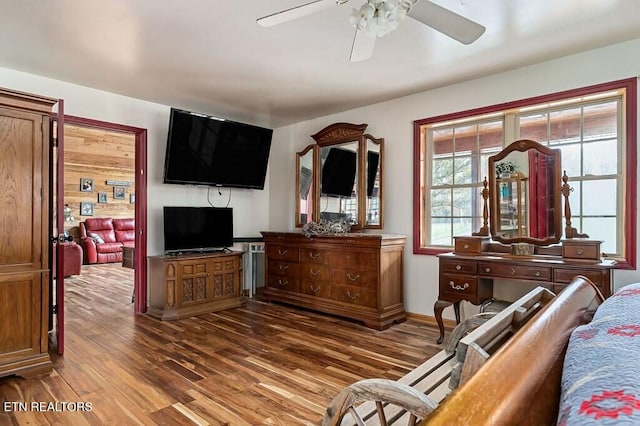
[412,78,637,269]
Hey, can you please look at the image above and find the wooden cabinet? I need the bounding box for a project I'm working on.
[496,173,528,238]
[148,251,244,320]
[0,88,56,378]
[262,232,406,330]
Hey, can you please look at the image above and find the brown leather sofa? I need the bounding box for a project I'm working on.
[80,218,135,264]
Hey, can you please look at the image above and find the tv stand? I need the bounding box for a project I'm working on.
[148,251,245,320]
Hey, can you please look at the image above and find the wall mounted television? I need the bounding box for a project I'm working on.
[163,108,273,189]
[163,206,233,254]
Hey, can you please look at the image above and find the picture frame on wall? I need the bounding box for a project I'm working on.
[98,192,108,203]
[130,193,135,204]
[113,186,126,200]
[80,201,94,216]
[80,178,94,192]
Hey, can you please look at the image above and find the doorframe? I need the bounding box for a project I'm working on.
[55,114,148,313]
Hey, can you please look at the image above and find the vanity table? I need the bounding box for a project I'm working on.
[434,139,616,343]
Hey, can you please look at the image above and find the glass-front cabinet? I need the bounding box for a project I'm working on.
[496,173,528,238]
[295,122,384,230]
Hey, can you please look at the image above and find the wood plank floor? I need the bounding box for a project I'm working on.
[0,263,443,425]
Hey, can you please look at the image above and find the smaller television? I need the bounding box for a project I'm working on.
[321,147,357,197]
[163,206,233,253]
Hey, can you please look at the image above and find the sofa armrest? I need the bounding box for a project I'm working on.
[81,237,98,264]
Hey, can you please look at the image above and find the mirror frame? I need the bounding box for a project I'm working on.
[294,122,384,230]
[488,139,562,246]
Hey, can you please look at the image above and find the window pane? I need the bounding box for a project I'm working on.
[432,157,453,186]
[430,189,450,217]
[549,108,580,143]
[583,101,617,141]
[583,217,617,255]
[454,156,472,185]
[558,144,581,177]
[583,140,617,175]
[519,113,548,141]
[582,179,617,215]
[430,218,452,246]
[452,187,474,217]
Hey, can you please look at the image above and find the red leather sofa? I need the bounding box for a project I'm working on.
[52,242,83,277]
[80,218,135,264]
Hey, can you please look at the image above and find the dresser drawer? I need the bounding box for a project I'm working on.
[440,259,477,275]
[331,285,376,308]
[300,279,332,298]
[454,236,489,254]
[441,274,477,298]
[299,263,330,281]
[553,268,606,286]
[266,245,299,262]
[300,247,330,264]
[269,261,299,277]
[562,241,601,261]
[330,251,378,270]
[479,263,551,281]
[266,275,299,292]
[331,268,377,287]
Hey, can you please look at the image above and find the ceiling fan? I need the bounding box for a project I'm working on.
[257,0,485,62]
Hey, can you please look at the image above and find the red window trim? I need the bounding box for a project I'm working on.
[413,78,637,270]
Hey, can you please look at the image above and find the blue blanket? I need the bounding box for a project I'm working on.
[558,282,640,425]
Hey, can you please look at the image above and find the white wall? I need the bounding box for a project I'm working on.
[269,38,640,319]
[0,68,272,257]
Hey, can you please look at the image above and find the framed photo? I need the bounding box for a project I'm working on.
[97,192,108,203]
[80,178,94,192]
[80,201,94,216]
[130,193,135,204]
[113,186,126,200]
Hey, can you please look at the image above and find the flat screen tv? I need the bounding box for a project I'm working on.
[321,147,357,197]
[163,108,273,189]
[163,206,233,253]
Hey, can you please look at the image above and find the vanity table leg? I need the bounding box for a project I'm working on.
[453,301,461,324]
[434,300,452,344]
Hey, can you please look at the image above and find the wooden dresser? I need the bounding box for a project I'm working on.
[148,251,244,320]
[435,237,616,343]
[261,231,406,330]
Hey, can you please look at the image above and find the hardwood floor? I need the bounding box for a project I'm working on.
[0,263,443,425]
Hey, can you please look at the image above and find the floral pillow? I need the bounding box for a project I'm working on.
[88,232,105,244]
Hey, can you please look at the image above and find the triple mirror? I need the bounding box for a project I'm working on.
[487,139,563,245]
[295,122,383,230]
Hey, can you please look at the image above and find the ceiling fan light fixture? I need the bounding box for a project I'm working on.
[349,0,414,37]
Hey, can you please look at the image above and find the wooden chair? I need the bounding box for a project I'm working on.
[321,286,554,425]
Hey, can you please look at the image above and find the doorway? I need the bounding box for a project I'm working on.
[55,115,147,317]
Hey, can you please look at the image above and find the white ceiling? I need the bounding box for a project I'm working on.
[1,0,640,128]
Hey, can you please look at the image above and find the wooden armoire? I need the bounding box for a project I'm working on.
[0,88,56,378]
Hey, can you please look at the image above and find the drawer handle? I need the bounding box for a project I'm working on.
[309,252,320,259]
[346,291,360,300]
[449,281,469,291]
[277,279,288,287]
[485,267,491,273]
[310,269,320,276]
[577,249,584,255]
[535,271,541,277]
[510,268,516,275]
[347,273,361,281]
[279,264,289,271]
[278,249,288,256]
[463,244,470,249]
[310,285,320,293]
[277,235,285,240]
[455,264,462,271]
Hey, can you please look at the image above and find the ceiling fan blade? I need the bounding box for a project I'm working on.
[257,0,341,27]
[350,29,376,62]
[409,1,485,45]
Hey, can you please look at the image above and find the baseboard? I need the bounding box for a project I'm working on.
[406,311,457,330]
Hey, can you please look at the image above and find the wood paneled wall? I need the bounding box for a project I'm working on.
[62,124,135,241]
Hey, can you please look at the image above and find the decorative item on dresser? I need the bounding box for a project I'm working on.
[434,139,616,344]
[261,231,406,330]
[0,87,57,378]
[147,251,244,320]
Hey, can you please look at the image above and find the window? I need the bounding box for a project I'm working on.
[413,78,637,269]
